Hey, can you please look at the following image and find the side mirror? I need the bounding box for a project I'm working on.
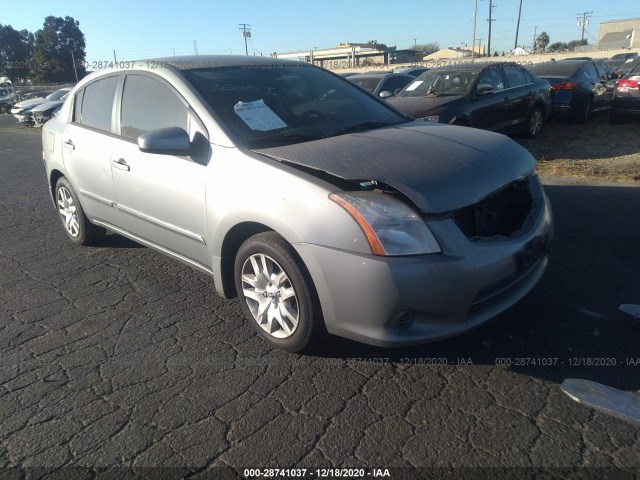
[138,126,190,155]
[379,90,394,98]
[476,84,494,96]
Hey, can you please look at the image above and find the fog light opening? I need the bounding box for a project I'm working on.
[390,311,415,331]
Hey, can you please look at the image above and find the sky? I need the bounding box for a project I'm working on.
[2,0,640,63]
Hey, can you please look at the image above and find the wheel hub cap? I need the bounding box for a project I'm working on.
[241,253,299,339]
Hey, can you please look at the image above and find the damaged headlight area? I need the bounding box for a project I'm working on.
[329,191,441,256]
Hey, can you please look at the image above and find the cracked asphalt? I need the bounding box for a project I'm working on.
[1,115,639,478]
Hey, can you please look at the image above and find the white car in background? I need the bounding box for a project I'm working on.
[11,88,71,125]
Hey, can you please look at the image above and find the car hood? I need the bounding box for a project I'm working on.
[387,95,461,118]
[31,100,63,112]
[253,122,535,214]
[14,98,46,109]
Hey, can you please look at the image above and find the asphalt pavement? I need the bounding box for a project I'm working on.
[0,115,639,478]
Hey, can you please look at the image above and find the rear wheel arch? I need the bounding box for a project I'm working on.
[49,169,65,203]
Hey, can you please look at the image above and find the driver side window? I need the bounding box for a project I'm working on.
[477,68,505,92]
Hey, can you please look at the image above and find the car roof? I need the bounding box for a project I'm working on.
[425,61,523,72]
[348,72,407,79]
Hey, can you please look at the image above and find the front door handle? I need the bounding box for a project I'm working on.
[112,158,130,171]
[63,139,75,150]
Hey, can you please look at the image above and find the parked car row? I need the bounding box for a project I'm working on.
[10,88,71,127]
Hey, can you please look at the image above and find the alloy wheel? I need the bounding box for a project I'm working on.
[57,186,80,237]
[241,253,299,338]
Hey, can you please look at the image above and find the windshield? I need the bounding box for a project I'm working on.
[0,89,8,96]
[46,89,70,101]
[183,65,406,148]
[399,69,479,97]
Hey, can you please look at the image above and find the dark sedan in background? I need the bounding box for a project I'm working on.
[610,61,640,123]
[386,62,552,138]
[529,59,616,123]
[347,72,414,97]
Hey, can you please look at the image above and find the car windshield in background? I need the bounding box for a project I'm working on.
[529,62,581,77]
[183,66,406,148]
[45,89,69,101]
[399,70,479,97]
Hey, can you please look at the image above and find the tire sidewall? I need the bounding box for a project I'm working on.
[55,177,88,244]
[526,107,543,138]
[234,233,318,351]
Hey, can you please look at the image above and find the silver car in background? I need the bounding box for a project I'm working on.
[42,55,552,352]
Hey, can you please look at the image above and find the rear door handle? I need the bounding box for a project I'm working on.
[112,158,130,171]
[63,139,75,150]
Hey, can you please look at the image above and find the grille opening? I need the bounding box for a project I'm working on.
[452,179,534,239]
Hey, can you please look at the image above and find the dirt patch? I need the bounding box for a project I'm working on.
[516,113,640,184]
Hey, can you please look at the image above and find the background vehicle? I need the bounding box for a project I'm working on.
[42,55,551,352]
[11,88,70,123]
[347,72,414,97]
[387,62,552,138]
[31,93,69,127]
[0,77,17,114]
[529,59,616,123]
[393,66,430,77]
[610,61,640,123]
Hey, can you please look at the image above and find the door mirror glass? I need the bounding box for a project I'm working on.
[477,84,494,96]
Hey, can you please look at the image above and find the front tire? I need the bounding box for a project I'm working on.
[234,232,324,352]
[55,177,105,245]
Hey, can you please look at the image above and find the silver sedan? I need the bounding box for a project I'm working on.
[42,55,552,352]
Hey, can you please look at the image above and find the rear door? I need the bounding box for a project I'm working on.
[109,73,210,267]
[62,74,120,224]
[502,65,534,128]
[583,61,608,109]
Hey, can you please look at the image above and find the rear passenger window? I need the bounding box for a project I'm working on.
[504,66,528,88]
[120,74,188,140]
[78,76,119,131]
[584,62,598,80]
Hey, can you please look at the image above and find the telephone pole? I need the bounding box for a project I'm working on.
[487,0,495,57]
[239,24,251,56]
[577,11,593,45]
[533,26,538,51]
[472,0,478,60]
[193,40,198,55]
[514,0,523,49]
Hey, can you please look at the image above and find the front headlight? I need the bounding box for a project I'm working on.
[418,115,439,123]
[329,192,441,256]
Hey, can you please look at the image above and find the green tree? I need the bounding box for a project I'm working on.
[0,24,33,80]
[535,31,550,52]
[567,39,588,51]
[547,42,568,52]
[31,16,86,82]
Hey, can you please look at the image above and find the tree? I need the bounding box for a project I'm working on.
[567,39,588,51]
[535,31,550,52]
[0,24,33,80]
[547,42,569,52]
[30,16,86,82]
[413,42,440,60]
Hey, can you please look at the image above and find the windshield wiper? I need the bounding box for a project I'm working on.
[331,121,401,137]
[248,134,320,148]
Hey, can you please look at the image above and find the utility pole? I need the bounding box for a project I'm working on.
[487,0,495,57]
[477,38,484,56]
[533,26,538,51]
[193,40,198,55]
[70,51,79,82]
[577,11,593,45]
[514,0,523,50]
[113,50,117,63]
[472,0,478,60]
[239,24,251,56]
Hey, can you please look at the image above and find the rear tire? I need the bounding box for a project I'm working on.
[573,98,592,124]
[234,232,325,352]
[55,177,105,245]
[523,106,544,138]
